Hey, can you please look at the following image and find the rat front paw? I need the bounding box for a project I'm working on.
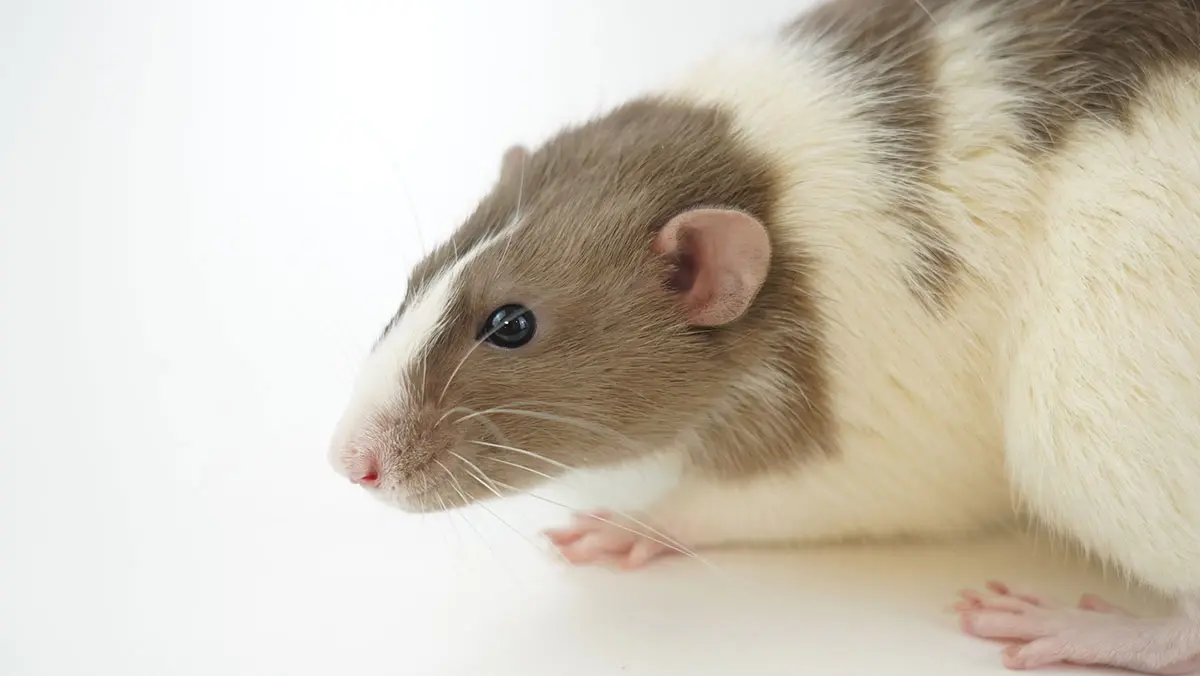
[542,510,682,570]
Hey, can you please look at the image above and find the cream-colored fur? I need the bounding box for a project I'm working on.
[643,6,1200,595]
[1005,73,1200,595]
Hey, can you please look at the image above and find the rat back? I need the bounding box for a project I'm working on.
[637,0,1200,546]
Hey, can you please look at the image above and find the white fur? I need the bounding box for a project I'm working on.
[649,6,1200,596]
[328,229,508,475]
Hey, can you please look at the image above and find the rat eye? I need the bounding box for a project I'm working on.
[479,304,536,349]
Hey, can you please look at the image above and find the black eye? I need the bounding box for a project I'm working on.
[479,304,536,349]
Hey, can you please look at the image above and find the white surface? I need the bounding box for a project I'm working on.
[0,2,1163,675]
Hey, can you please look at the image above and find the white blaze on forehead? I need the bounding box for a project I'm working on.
[328,227,515,470]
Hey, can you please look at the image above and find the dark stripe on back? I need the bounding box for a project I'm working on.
[788,0,960,311]
[978,0,1200,152]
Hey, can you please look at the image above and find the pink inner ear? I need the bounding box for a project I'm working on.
[653,208,772,327]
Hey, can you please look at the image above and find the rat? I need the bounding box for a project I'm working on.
[328,0,1200,672]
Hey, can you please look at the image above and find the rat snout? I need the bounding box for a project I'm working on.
[329,404,473,509]
[340,446,381,488]
[348,464,379,487]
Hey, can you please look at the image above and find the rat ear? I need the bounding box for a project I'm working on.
[652,208,771,326]
[499,144,530,182]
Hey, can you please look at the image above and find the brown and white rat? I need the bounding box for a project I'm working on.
[328,0,1200,672]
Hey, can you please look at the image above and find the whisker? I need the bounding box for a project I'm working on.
[355,124,429,264]
[438,407,516,455]
[469,440,574,473]
[438,406,474,427]
[466,409,514,447]
[420,350,429,399]
[435,458,476,508]
[436,493,461,551]
[370,130,428,256]
[459,469,559,560]
[453,408,576,422]
[449,454,570,565]
[436,466,495,555]
[458,450,623,546]
[438,343,482,407]
[437,307,534,406]
[465,399,610,418]
[489,479,707,565]
[488,456,555,482]
[464,426,696,560]
[434,458,529,587]
[479,495,564,563]
[912,0,937,24]
[456,407,635,447]
[449,451,507,500]
[452,402,617,450]
[516,148,526,218]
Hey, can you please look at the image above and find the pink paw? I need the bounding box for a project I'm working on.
[953,581,1200,674]
[542,511,679,569]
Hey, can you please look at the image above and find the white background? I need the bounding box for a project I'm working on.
[0,1,1162,675]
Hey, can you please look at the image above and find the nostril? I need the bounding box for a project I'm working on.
[350,469,379,487]
[347,454,380,487]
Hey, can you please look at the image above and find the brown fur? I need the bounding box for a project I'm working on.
[376,98,833,508]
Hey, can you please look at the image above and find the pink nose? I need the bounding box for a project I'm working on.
[350,470,379,487]
[348,458,380,487]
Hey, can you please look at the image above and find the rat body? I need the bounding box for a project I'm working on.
[330,0,1200,671]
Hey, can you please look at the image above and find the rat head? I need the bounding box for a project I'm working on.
[328,97,782,512]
